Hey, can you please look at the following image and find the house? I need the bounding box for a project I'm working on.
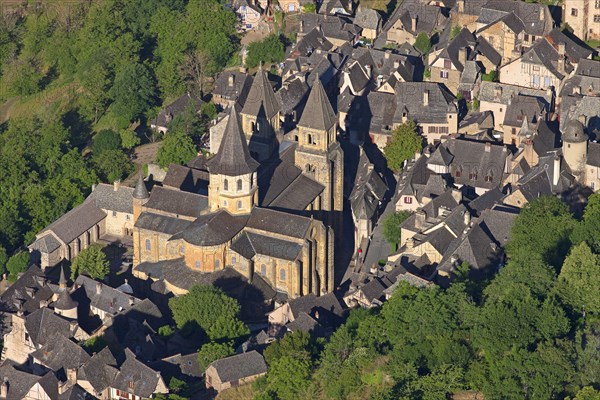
[428,28,501,95]
[267,293,346,329]
[212,69,253,109]
[343,276,388,308]
[29,181,135,269]
[478,81,554,132]
[458,110,495,137]
[380,0,448,46]
[559,59,600,138]
[475,0,553,65]
[205,351,267,392]
[298,14,361,48]
[450,0,491,31]
[0,363,60,400]
[109,349,168,400]
[501,94,549,146]
[500,29,594,90]
[396,151,448,212]
[349,149,388,255]
[279,0,312,13]
[355,7,382,40]
[563,0,600,42]
[150,93,203,134]
[318,0,352,16]
[232,0,262,31]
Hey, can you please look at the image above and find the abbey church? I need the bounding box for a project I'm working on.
[30,66,345,300]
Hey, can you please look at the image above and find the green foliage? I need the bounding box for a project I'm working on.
[197,341,235,371]
[84,336,108,353]
[303,3,317,12]
[381,211,411,246]
[506,195,575,268]
[93,129,122,155]
[6,251,29,279]
[383,120,423,172]
[267,355,312,400]
[109,62,157,123]
[94,149,134,183]
[119,128,141,150]
[414,33,432,55]
[558,242,600,315]
[246,34,286,69]
[573,387,600,400]
[158,325,174,338]
[169,285,249,342]
[70,244,109,280]
[450,26,462,40]
[0,246,7,276]
[156,131,197,168]
[263,331,317,366]
[571,193,600,253]
[482,70,499,82]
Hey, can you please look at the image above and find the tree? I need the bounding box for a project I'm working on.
[558,242,600,315]
[246,34,285,69]
[267,355,312,400]
[109,62,156,122]
[169,285,249,342]
[381,211,411,248]
[197,341,234,371]
[573,387,600,400]
[414,32,431,54]
[0,245,7,276]
[70,244,109,280]
[119,128,141,150]
[263,331,316,366]
[383,121,423,172]
[93,129,122,155]
[506,196,575,268]
[94,149,134,183]
[6,251,29,280]
[156,131,197,168]
[571,193,600,253]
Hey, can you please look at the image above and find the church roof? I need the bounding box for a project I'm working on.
[132,174,149,200]
[206,107,259,176]
[298,77,337,132]
[179,209,249,246]
[241,65,281,119]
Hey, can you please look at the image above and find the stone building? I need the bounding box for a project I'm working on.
[563,0,600,41]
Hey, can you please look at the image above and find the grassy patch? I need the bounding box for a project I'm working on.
[585,39,600,49]
[216,383,257,400]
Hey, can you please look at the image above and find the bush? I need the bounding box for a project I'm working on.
[414,33,431,55]
[93,129,122,155]
[303,3,316,12]
[6,251,30,280]
[482,70,499,82]
[158,325,174,338]
[382,211,411,247]
[156,131,198,169]
[246,34,285,69]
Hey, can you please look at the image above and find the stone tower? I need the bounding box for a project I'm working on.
[295,77,344,232]
[53,265,78,319]
[562,119,588,178]
[207,107,260,215]
[132,174,149,266]
[240,64,282,161]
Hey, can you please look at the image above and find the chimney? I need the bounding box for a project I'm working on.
[558,42,566,73]
[113,181,120,191]
[539,6,544,21]
[573,86,581,95]
[494,86,502,99]
[411,16,417,32]
[96,282,102,295]
[128,296,135,306]
[553,156,560,186]
[1,378,8,398]
[67,368,77,386]
[393,59,400,69]
[415,210,426,229]
[228,74,235,87]
[384,50,391,59]
[423,90,430,106]
[458,47,467,68]
[463,210,471,226]
[91,184,97,192]
[457,0,464,12]
[239,66,248,74]
[370,264,378,274]
[485,142,491,152]
[364,64,372,79]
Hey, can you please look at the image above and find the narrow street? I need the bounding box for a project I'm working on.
[361,184,398,272]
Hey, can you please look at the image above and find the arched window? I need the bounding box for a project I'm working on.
[223,179,229,191]
[231,256,237,265]
[223,200,228,207]
[180,245,185,253]
[261,264,266,276]
[237,200,243,210]
[145,239,151,251]
[294,135,299,141]
[237,179,242,191]
[215,260,221,269]
[280,268,286,281]
[195,260,201,269]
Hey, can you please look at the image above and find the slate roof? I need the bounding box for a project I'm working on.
[31,333,90,371]
[398,154,446,202]
[135,212,192,235]
[298,76,337,131]
[246,207,312,239]
[434,28,478,72]
[383,0,446,36]
[213,70,253,104]
[0,265,53,315]
[588,142,600,168]
[287,293,346,319]
[258,143,302,206]
[285,312,321,334]
[559,96,600,135]
[74,275,141,316]
[476,0,551,36]
[355,7,381,30]
[143,186,208,218]
[162,163,209,194]
[503,95,546,128]
[350,150,387,220]
[57,385,94,400]
[358,277,388,302]
[206,107,260,176]
[24,307,74,347]
[29,233,62,254]
[275,77,310,115]
[179,209,249,246]
[152,352,203,381]
[77,347,118,394]
[133,174,150,200]
[90,183,134,213]
[153,93,203,128]
[562,119,588,143]
[0,363,58,400]
[293,28,334,57]
[241,65,281,119]
[561,59,600,97]
[478,81,553,106]
[208,350,267,382]
[230,231,303,261]
[268,173,325,211]
[111,349,164,398]
[41,199,106,245]
[53,288,78,312]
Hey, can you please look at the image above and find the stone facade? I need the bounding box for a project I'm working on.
[564,0,600,41]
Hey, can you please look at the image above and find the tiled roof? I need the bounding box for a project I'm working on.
[90,183,134,213]
[208,350,267,381]
[41,199,106,245]
[241,65,281,119]
[135,212,192,235]
[31,333,90,371]
[111,349,164,398]
[298,77,337,132]
[143,186,208,218]
[180,209,249,246]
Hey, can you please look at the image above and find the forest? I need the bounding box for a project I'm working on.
[0,0,239,273]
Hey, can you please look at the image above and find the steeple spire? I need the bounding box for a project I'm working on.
[207,107,260,176]
[298,76,336,132]
[241,64,281,119]
[133,173,149,199]
[59,265,67,290]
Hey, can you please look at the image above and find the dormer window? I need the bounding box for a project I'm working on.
[469,171,478,181]
[128,381,134,389]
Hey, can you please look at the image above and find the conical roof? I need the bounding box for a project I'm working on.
[59,265,67,290]
[54,290,78,312]
[206,107,260,176]
[562,119,588,143]
[133,174,149,199]
[241,64,281,119]
[298,77,337,132]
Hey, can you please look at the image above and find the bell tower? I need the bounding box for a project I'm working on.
[207,107,260,215]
